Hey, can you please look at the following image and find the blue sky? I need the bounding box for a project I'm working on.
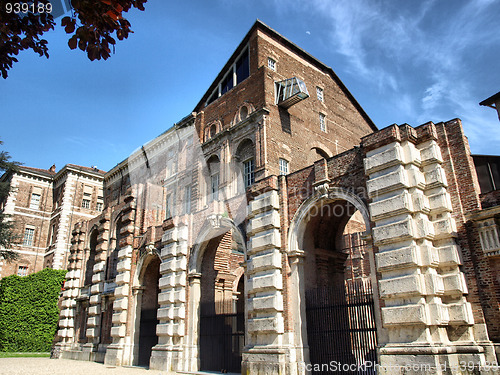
[1,0,499,172]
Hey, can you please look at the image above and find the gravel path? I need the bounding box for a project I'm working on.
[0,358,164,375]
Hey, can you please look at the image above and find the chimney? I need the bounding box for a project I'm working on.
[49,164,56,173]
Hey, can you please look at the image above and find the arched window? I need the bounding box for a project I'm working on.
[207,155,220,202]
[84,229,98,286]
[209,124,217,139]
[235,139,255,189]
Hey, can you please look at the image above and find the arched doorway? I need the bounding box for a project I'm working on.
[289,189,379,374]
[137,255,161,367]
[199,230,245,373]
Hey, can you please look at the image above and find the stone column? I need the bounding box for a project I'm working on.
[184,273,201,372]
[84,213,110,357]
[105,196,135,366]
[363,124,494,373]
[288,250,308,375]
[54,224,83,356]
[149,222,188,371]
[243,189,288,373]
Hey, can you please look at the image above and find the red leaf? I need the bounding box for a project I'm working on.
[65,22,75,34]
[68,36,77,50]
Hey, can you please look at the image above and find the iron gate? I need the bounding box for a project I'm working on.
[200,300,244,373]
[306,279,378,374]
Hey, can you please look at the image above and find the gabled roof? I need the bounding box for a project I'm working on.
[193,20,377,131]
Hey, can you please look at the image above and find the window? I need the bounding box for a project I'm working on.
[23,227,34,246]
[30,193,41,209]
[17,266,28,277]
[319,113,327,132]
[221,71,234,95]
[279,158,289,176]
[29,186,42,209]
[82,185,92,209]
[207,156,220,203]
[316,86,324,102]
[50,224,57,245]
[209,124,217,139]
[97,188,104,211]
[268,57,276,71]
[244,158,255,188]
[183,186,192,214]
[235,48,250,84]
[165,193,174,219]
[210,173,219,202]
[206,46,250,106]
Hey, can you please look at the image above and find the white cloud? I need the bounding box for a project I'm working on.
[280,0,500,152]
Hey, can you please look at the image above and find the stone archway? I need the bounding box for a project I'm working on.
[186,215,247,373]
[288,187,381,373]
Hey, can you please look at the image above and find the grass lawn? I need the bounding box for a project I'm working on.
[0,352,50,358]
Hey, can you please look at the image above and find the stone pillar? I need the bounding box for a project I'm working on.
[105,196,135,366]
[243,189,288,374]
[363,124,495,373]
[288,250,308,375]
[54,224,83,355]
[149,222,188,372]
[184,273,201,372]
[84,213,110,356]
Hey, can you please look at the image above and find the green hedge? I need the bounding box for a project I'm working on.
[0,268,67,352]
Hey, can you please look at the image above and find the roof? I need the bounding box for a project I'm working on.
[17,164,106,181]
[66,164,106,175]
[480,91,500,108]
[193,19,377,131]
[19,165,56,178]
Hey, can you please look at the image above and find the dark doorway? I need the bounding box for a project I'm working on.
[138,256,161,367]
[199,232,245,373]
[303,202,378,374]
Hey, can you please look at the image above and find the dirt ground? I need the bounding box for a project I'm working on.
[0,358,162,375]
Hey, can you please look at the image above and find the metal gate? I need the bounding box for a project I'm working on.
[200,300,244,373]
[305,279,378,374]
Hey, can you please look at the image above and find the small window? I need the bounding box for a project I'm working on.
[30,193,41,209]
[279,158,289,176]
[209,124,217,139]
[82,199,90,209]
[210,174,219,202]
[236,48,250,84]
[96,202,103,211]
[244,158,255,188]
[316,87,324,102]
[17,266,28,277]
[23,227,35,246]
[268,58,276,71]
[166,193,173,219]
[319,113,327,132]
[50,224,57,245]
[183,186,192,214]
[240,106,249,121]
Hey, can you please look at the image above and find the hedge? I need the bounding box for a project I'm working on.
[0,268,67,352]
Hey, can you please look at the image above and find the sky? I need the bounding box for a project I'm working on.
[1,0,500,172]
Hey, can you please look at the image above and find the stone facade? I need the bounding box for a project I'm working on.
[0,164,105,279]
[52,21,500,374]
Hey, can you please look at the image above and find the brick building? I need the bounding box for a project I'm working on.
[53,21,500,374]
[0,164,105,278]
